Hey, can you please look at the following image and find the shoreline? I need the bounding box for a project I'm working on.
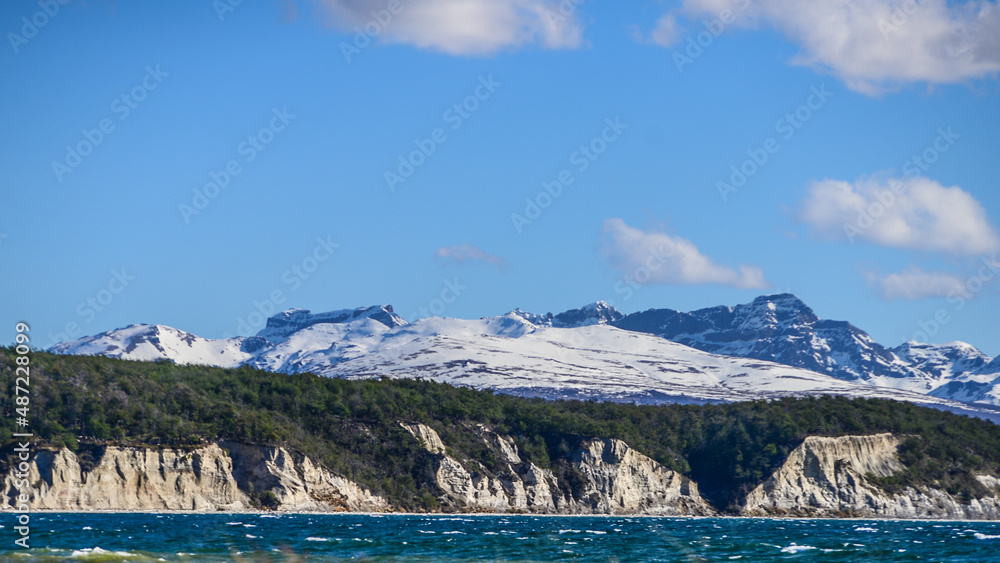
[11,510,1000,523]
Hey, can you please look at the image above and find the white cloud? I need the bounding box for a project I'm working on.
[317,0,584,55]
[798,176,1000,255]
[435,244,506,269]
[660,0,1000,94]
[599,218,769,289]
[650,13,682,47]
[866,266,967,300]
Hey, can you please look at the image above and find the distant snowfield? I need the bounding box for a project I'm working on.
[50,306,1000,424]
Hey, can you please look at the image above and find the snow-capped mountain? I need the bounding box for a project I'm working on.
[48,323,260,368]
[508,300,624,328]
[300,316,994,420]
[257,305,406,340]
[893,340,993,380]
[610,294,1000,401]
[612,294,911,381]
[48,297,1000,418]
[895,341,1000,405]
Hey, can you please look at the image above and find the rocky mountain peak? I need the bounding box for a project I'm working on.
[552,301,624,328]
[739,293,819,327]
[257,305,407,340]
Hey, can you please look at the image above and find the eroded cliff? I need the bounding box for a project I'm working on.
[400,422,713,515]
[744,433,1000,519]
[4,431,999,518]
[1,442,388,512]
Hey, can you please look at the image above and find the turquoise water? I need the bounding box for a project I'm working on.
[3,513,1000,562]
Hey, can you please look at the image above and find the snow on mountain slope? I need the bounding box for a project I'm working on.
[247,318,396,375]
[48,324,257,368]
[612,294,913,381]
[893,341,994,380]
[903,343,1000,405]
[49,306,405,368]
[47,306,1000,423]
[610,294,999,403]
[47,297,1000,414]
[257,305,406,341]
[509,301,624,328]
[309,319,951,401]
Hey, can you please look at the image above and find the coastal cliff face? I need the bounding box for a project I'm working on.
[400,422,713,515]
[0,442,388,512]
[744,434,1000,519]
[3,431,999,518]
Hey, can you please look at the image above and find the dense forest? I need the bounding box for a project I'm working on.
[2,347,1000,511]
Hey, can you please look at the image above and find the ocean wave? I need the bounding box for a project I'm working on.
[779,543,817,554]
[70,547,138,558]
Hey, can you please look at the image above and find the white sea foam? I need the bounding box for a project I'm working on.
[780,543,817,554]
[975,533,1000,540]
[305,537,329,542]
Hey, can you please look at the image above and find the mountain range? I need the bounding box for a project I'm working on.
[49,294,1000,421]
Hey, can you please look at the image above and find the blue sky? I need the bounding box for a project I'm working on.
[1,0,999,355]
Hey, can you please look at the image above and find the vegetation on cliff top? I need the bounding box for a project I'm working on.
[2,348,1000,511]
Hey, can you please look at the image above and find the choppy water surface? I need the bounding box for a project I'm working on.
[3,513,1000,561]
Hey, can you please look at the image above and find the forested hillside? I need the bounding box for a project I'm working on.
[3,348,999,511]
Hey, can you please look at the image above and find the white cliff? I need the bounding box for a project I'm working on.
[400,422,713,515]
[220,441,388,512]
[571,437,708,515]
[744,434,1000,519]
[4,431,999,518]
[1,442,387,512]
